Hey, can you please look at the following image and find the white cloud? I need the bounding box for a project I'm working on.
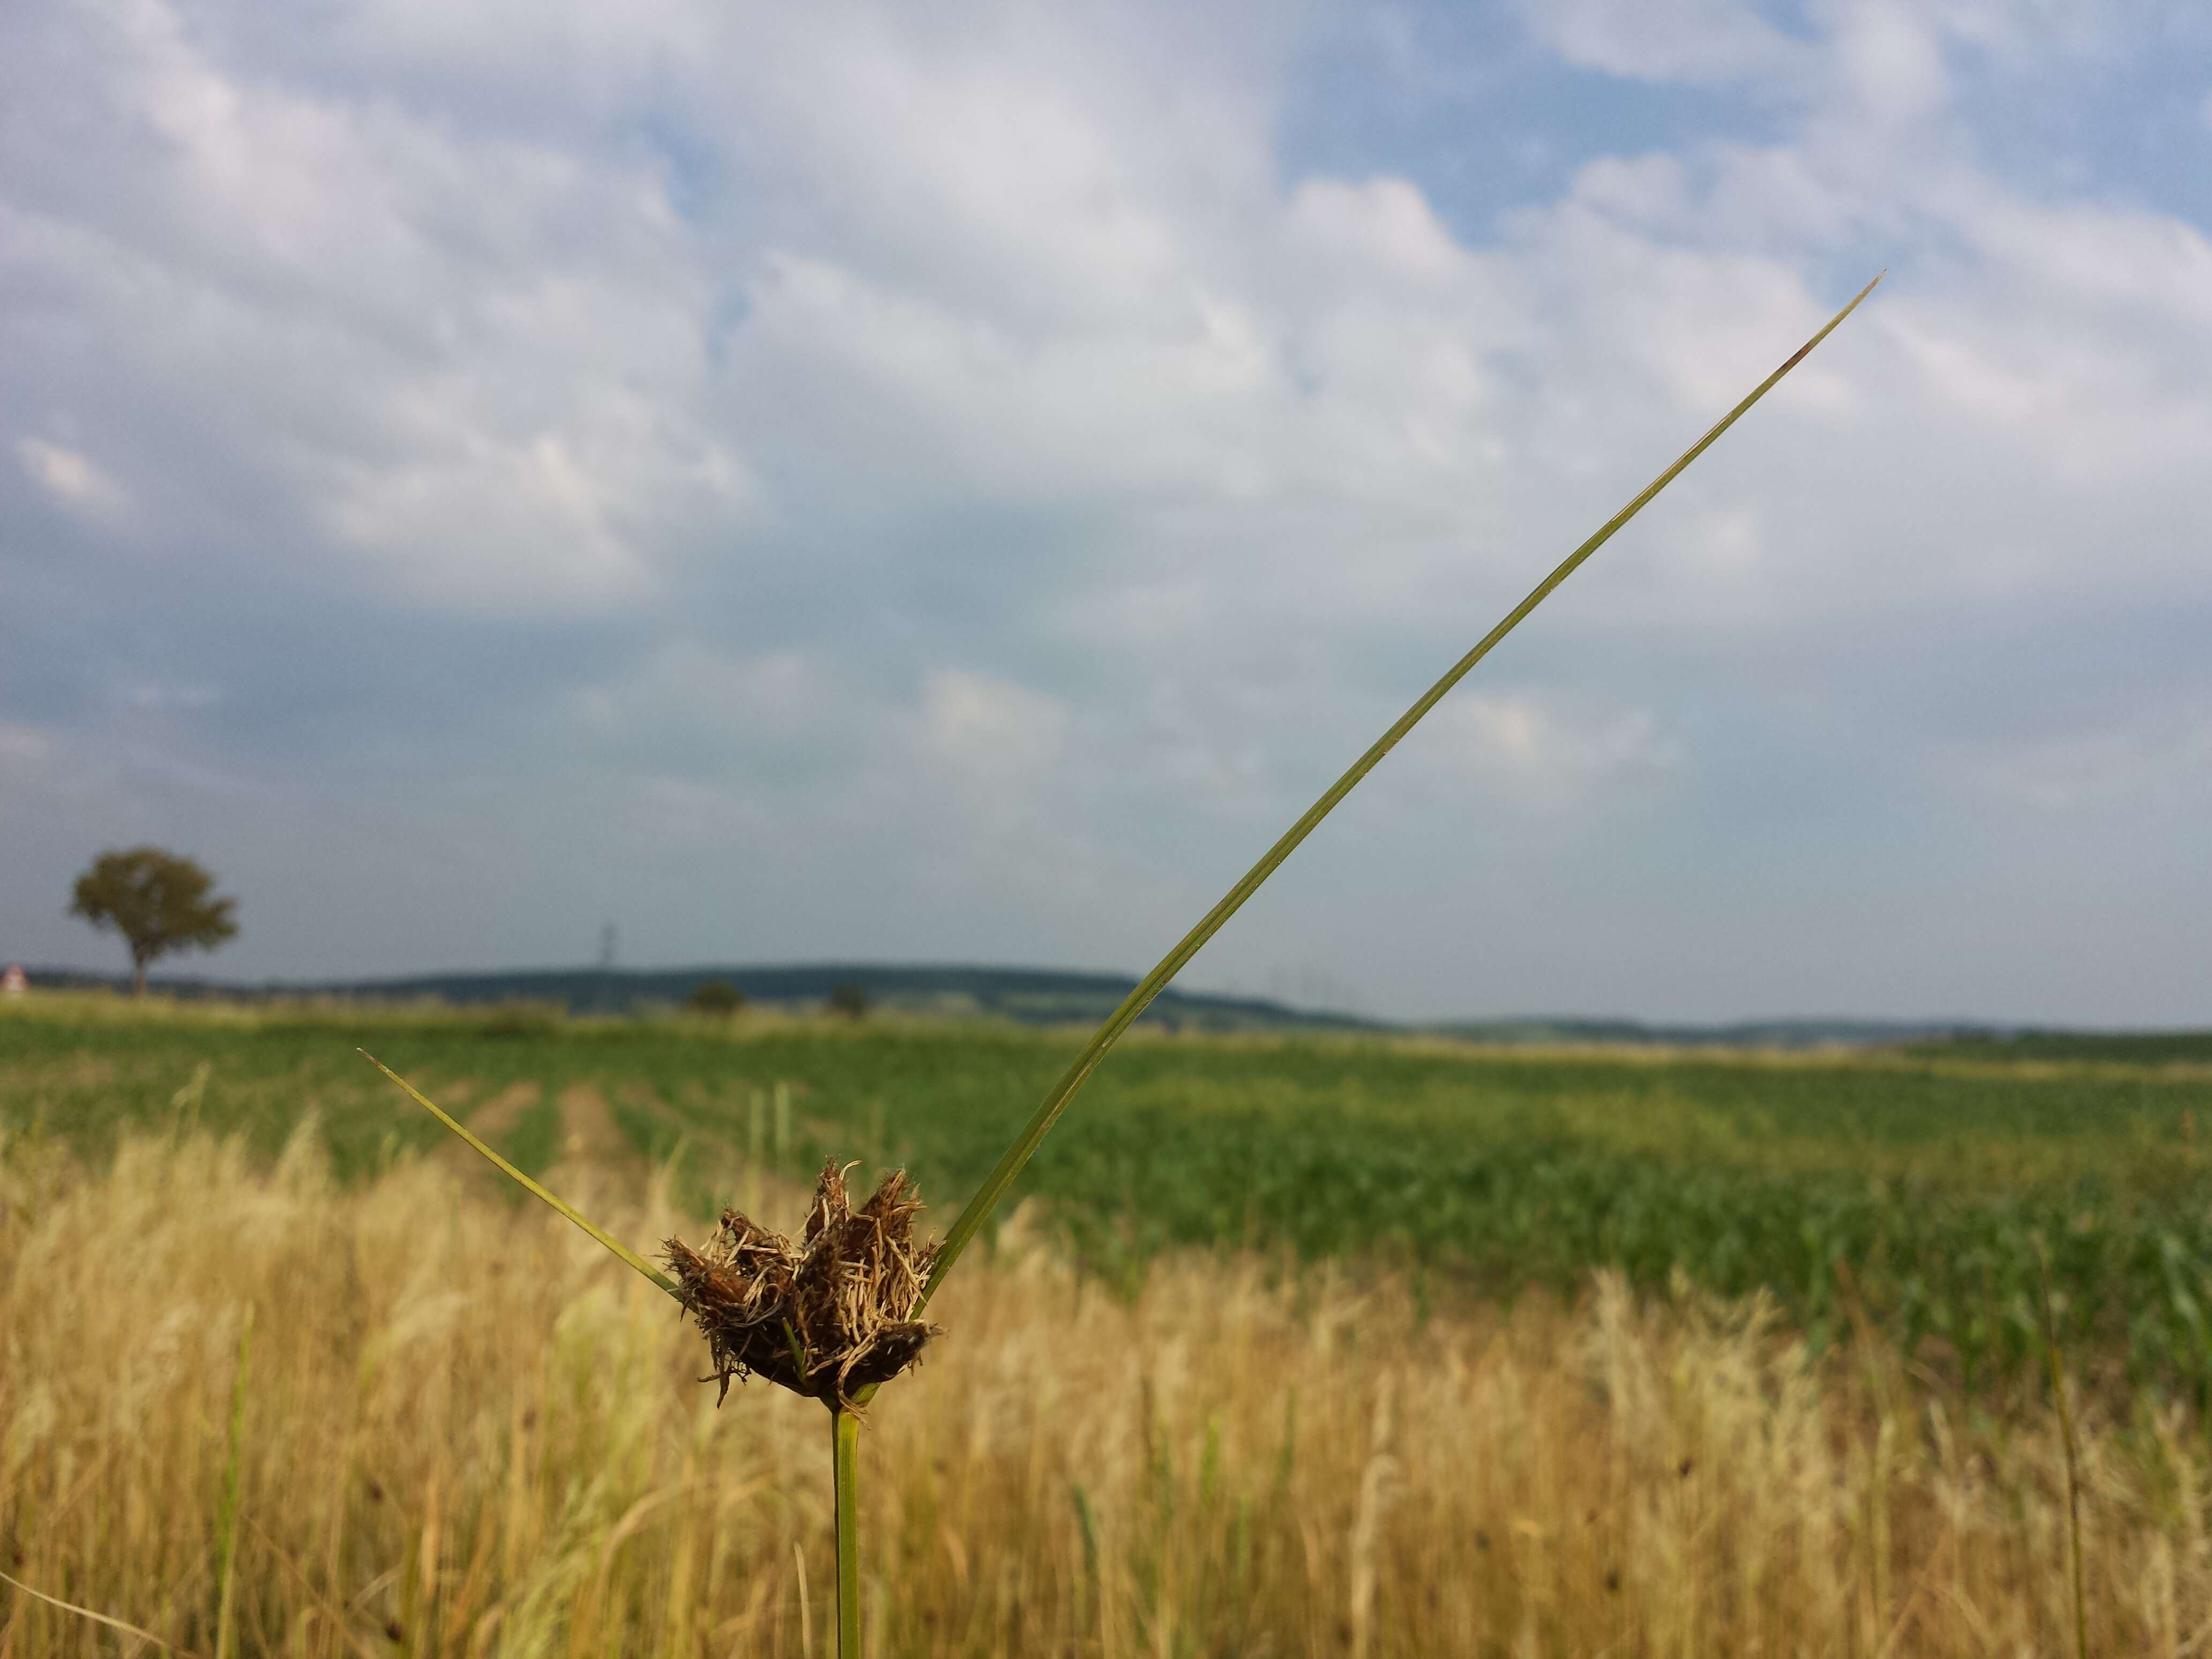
[1,0,753,615]
[25,0,2202,646]
[1918,0,2123,64]
[119,682,220,713]
[0,721,54,765]
[564,642,857,766]
[17,437,129,522]
[735,251,1285,507]
[1963,707,2212,810]
[1516,0,1804,87]
[918,669,1070,781]
[1829,1,1949,125]
[1286,176,1478,285]
[1412,692,1683,812]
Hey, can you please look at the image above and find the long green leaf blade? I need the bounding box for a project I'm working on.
[362,1050,681,1298]
[919,272,1883,1307]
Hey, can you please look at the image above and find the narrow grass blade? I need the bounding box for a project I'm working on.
[2036,1246,2089,1659]
[213,1304,252,1659]
[361,1050,681,1299]
[919,272,1883,1307]
[832,1407,862,1659]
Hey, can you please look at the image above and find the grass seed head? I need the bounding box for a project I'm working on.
[663,1159,939,1409]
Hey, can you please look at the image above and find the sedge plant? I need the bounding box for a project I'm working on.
[369,272,1880,1657]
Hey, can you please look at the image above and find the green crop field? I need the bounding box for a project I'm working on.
[8,991,2212,1398]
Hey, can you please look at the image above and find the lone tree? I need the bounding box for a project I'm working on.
[69,847,238,993]
[827,980,869,1020]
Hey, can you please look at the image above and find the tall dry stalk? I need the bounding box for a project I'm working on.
[1347,1377,1397,1659]
[2039,1244,2090,1659]
[368,274,1882,1654]
[212,1303,252,1659]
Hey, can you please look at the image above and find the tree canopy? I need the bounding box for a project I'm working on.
[685,978,745,1016]
[69,847,238,992]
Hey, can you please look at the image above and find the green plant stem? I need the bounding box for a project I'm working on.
[832,1406,862,1659]
[361,1050,681,1299]
[916,271,1885,1311]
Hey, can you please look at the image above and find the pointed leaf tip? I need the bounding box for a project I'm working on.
[360,1049,680,1299]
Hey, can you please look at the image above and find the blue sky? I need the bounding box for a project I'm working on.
[4,0,2211,1023]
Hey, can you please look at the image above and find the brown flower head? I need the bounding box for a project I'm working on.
[662,1160,939,1409]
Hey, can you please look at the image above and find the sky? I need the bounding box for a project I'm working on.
[3,0,2211,1025]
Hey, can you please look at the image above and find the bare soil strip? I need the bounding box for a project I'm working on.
[554,1081,634,1170]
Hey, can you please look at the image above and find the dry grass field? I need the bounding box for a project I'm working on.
[6,1114,2209,1658]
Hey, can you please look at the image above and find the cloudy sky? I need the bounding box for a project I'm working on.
[4,0,2210,1023]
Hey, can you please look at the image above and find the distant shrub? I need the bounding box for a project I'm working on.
[686,979,746,1016]
[476,1000,563,1039]
[827,981,869,1020]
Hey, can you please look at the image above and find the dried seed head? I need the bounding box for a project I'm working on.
[663,1160,939,1409]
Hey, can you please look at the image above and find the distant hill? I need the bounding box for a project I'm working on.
[17,960,2203,1053]
[319,961,1384,1032]
[1430,1015,2002,1050]
[19,960,1378,1034]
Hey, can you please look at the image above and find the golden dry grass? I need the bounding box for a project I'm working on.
[4,1124,2208,1657]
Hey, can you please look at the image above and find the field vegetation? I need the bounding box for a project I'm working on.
[8,993,2212,1398]
[10,993,2212,1654]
